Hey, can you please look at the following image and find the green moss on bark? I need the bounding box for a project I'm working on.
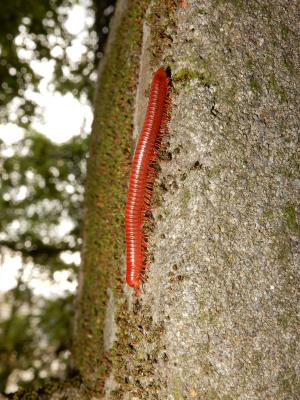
[73,0,148,395]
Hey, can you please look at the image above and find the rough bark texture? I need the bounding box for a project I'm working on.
[144,1,300,398]
[75,0,299,399]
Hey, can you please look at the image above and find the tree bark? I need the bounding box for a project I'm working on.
[75,0,299,399]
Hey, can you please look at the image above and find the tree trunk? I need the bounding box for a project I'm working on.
[75,0,300,399]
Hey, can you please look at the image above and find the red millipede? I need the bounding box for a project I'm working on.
[125,67,170,295]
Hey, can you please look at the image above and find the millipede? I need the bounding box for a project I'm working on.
[125,67,171,295]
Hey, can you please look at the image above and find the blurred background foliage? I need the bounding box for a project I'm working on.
[0,0,115,394]
[0,0,115,125]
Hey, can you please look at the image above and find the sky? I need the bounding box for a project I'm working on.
[0,2,94,298]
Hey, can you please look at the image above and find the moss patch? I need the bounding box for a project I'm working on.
[249,76,262,94]
[147,0,177,66]
[269,74,288,103]
[173,64,216,86]
[282,202,299,236]
[73,1,149,396]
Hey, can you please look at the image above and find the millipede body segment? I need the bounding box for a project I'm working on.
[125,68,170,294]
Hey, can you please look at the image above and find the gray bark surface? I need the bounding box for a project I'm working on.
[109,1,300,399]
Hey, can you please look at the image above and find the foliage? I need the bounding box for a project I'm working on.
[0,274,74,393]
[0,0,115,125]
[0,131,88,272]
[0,0,73,124]
[0,131,88,393]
